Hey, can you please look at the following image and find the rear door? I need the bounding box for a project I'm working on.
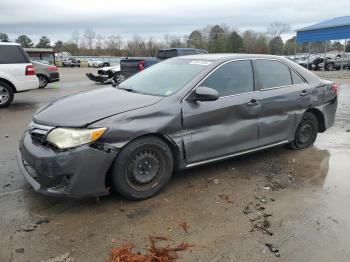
[253,59,311,146]
[182,60,260,164]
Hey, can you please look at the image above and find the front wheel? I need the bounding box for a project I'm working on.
[111,137,173,200]
[290,112,318,150]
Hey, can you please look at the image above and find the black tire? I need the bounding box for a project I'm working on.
[327,63,334,71]
[38,75,48,88]
[111,136,173,200]
[290,112,318,150]
[63,64,66,67]
[0,82,14,108]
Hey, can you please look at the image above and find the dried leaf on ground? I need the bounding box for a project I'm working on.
[178,222,189,233]
[108,236,193,262]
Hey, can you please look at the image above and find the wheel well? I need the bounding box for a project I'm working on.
[138,133,181,170]
[37,74,48,79]
[104,133,182,191]
[305,108,326,132]
[0,78,16,92]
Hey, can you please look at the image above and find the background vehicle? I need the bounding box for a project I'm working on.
[19,54,337,200]
[86,65,120,84]
[62,58,81,67]
[120,48,208,79]
[32,61,59,88]
[0,43,39,107]
[87,59,110,68]
[320,53,350,70]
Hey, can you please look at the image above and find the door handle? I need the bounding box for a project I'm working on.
[300,90,311,96]
[247,99,260,106]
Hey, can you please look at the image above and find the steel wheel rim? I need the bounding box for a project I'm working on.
[298,122,313,143]
[125,147,163,192]
[0,86,9,105]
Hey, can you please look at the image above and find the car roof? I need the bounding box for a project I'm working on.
[175,53,288,61]
[0,42,21,46]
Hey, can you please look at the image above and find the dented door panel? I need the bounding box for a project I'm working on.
[181,94,260,164]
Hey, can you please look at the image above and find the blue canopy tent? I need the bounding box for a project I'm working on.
[296,16,350,70]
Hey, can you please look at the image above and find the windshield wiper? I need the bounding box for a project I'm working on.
[118,87,134,92]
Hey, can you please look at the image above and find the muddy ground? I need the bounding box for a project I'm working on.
[0,68,350,262]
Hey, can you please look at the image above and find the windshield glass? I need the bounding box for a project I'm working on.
[118,59,211,96]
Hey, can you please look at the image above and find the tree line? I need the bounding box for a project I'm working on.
[1,22,350,57]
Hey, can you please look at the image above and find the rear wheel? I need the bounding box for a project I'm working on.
[290,112,318,150]
[38,75,48,88]
[111,136,173,200]
[0,82,14,108]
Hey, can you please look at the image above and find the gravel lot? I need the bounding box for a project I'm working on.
[0,68,350,262]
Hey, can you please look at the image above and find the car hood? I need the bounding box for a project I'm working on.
[33,87,162,127]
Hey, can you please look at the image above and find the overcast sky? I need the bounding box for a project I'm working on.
[1,0,350,43]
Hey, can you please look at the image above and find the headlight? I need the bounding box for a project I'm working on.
[46,127,107,149]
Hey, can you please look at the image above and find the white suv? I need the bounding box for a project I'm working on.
[0,43,39,107]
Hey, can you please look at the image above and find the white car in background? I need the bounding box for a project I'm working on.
[87,59,110,68]
[0,43,39,107]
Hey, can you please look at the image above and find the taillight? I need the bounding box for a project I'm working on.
[331,83,339,95]
[48,66,58,71]
[138,60,145,71]
[25,65,36,75]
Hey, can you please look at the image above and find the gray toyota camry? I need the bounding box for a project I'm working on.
[18,54,338,200]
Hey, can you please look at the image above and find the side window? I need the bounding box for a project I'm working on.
[0,45,28,64]
[157,51,165,59]
[254,60,292,89]
[165,50,178,58]
[290,70,305,84]
[201,60,254,97]
[181,49,196,56]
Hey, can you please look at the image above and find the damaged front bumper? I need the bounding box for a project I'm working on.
[86,72,109,83]
[18,131,118,198]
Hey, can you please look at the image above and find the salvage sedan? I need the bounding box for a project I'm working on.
[18,54,338,200]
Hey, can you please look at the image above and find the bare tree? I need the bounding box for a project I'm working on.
[266,22,291,39]
[83,28,96,54]
[266,22,290,54]
[105,35,123,56]
[127,35,147,56]
[95,34,105,52]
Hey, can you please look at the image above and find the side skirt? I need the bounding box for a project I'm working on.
[185,140,289,169]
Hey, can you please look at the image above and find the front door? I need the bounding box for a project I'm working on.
[181,60,260,164]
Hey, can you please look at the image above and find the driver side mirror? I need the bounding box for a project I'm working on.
[188,86,219,102]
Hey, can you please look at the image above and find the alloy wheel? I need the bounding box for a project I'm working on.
[0,86,9,105]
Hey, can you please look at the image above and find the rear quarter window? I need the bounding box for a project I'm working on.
[290,70,305,84]
[0,45,29,64]
[254,60,292,89]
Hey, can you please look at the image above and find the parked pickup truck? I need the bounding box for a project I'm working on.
[319,53,350,71]
[120,48,207,79]
[86,48,207,84]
